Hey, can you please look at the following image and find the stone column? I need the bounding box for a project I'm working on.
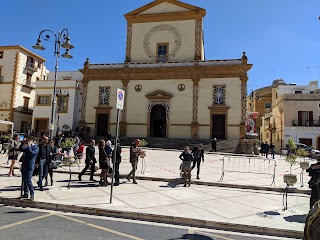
[191,78,200,138]
[194,20,202,60]
[120,80,129,137]
[240,76,248,139]
[125,24,133,62]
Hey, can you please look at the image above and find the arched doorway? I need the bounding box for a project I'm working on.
[150,104,166,138]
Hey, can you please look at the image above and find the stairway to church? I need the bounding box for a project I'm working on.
[87,137,242,154]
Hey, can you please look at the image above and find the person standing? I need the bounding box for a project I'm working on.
[260,142,265,156]
[179,146,193,187]
[0,134,7,154]
[73,134,80,157]
[113,138,122,186]
[45,139,57,186]
[20,136,39,201]
[264,141,270,158]
[126,139,141,184]
[8,134,21,176]
[307,157,320,209]
[98,140,112,186]
[78,139,97,181]
[191,144,204,179]
[211,138,217,152]
[36,136,51,191]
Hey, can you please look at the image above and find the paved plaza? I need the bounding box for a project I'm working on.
[0,148,313,238]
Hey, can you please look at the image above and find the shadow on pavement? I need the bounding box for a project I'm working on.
[284,214,307,223]
[159,179,182,188]
[168,234,213,240]
[263,211,281,216]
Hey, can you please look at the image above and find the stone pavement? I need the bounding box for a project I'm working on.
[0,148,312,238]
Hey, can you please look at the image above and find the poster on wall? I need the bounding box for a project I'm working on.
[245,111,259,136]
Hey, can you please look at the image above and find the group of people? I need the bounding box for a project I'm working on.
[179,144,205,187]
[260,141,275,159]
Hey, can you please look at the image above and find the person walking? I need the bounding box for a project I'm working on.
[36,136,51,191]
[0,134,8,154]
[19,135,39,201]
[8,134,21,176]
[270,142,275,159]
[260,142,265,156]
[307,157,320,209]
[126,139,141,184]
[98,140,112,186]
[264,141,270,158]
[79,139,97,181]
[179,146,193,187]
[73,134,80,157]
[45,139,56,186]
[211,138,217,152]
[191,144,204,179]
[113,138,122,186]
[75,140,85,167]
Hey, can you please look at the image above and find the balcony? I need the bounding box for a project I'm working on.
[292,120,320,127]
[15,106,33,115]
[22,79,36,89]
[24,62,37,73]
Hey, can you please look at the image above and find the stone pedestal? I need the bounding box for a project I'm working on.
[191,122,199,138]
[241,139,255,154]
[120,121,127,137]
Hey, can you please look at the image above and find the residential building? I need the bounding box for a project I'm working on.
[32,71,82,136]
[260,80,320,151]
[79,0,252,139]
[0,45,47,133]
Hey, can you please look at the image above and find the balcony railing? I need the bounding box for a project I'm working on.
[25,62,37,73]
[292,120,320,127]
[22,79,36,89]
[15,106,33,114]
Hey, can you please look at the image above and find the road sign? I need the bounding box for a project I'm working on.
[116,88,125,110]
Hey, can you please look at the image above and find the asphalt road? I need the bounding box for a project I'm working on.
[0,205,296,240]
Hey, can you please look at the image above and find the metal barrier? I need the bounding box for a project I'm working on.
[219,156,276,186]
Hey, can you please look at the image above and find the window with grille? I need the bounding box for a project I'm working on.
[157,43,168,63]
[213,86,225,105]
[37,95,51,105]
[99,87,110,105]
[57,96,68,113]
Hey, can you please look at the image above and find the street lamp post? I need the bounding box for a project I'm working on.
[32,29,74,139]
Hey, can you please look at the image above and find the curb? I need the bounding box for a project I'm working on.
[52,169,311,195]
[0,197,303,239]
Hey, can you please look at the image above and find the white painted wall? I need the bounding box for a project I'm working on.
[284,127,320,149]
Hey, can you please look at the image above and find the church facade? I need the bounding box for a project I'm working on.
[80,0,252,140]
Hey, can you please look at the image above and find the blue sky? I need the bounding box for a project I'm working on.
[2,0,320,92]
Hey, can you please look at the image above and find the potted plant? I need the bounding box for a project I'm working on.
[296,148,310,170]
[283,138,298,186]
[61,138,76,165]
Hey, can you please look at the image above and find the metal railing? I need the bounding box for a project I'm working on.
[16,106,33,114]
[219,156,276,186]
[25,62,37,72]
[22,79,36,88]
[292,120,320,127]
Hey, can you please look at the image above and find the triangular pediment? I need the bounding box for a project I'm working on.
[145,90,173,100]
[125,0,205,18]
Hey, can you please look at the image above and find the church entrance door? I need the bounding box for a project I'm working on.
[96,113,108,136]
[212,114,226,139]
[150,105,166,138]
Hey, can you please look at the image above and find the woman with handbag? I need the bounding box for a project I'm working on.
[8,134,21,177]
[98,140,112,186]
[179,146,193,187]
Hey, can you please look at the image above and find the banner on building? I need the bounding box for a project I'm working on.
[245,111,259,136]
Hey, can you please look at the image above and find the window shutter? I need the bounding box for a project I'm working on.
[298,111,302,126]
[309,111,313,126]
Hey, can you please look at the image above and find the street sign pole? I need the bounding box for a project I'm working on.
[110,88,125,204]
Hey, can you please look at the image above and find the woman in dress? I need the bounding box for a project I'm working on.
[98,140,112,186]
[8,134,20,176]
[179,146,193,187]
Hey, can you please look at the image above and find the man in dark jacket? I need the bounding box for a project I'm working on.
[113,138,122,186]
[211,138,217,152]
[307,157,320,209]
[191,144,205,179]
[20,136,39,201]
[264,141,270,158]
[36,136,51,191]
[79,139,96,181]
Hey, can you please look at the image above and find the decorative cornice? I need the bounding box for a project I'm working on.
[80,63,252,81]
[145,90,173,100]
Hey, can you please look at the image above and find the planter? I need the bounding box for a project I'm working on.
[3,143,11,150]
[300,161,309,170]
[281,149,288,156]
[283,174,297,186]
[62,157,75,166]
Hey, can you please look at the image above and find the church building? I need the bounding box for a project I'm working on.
[80,0,252,140]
